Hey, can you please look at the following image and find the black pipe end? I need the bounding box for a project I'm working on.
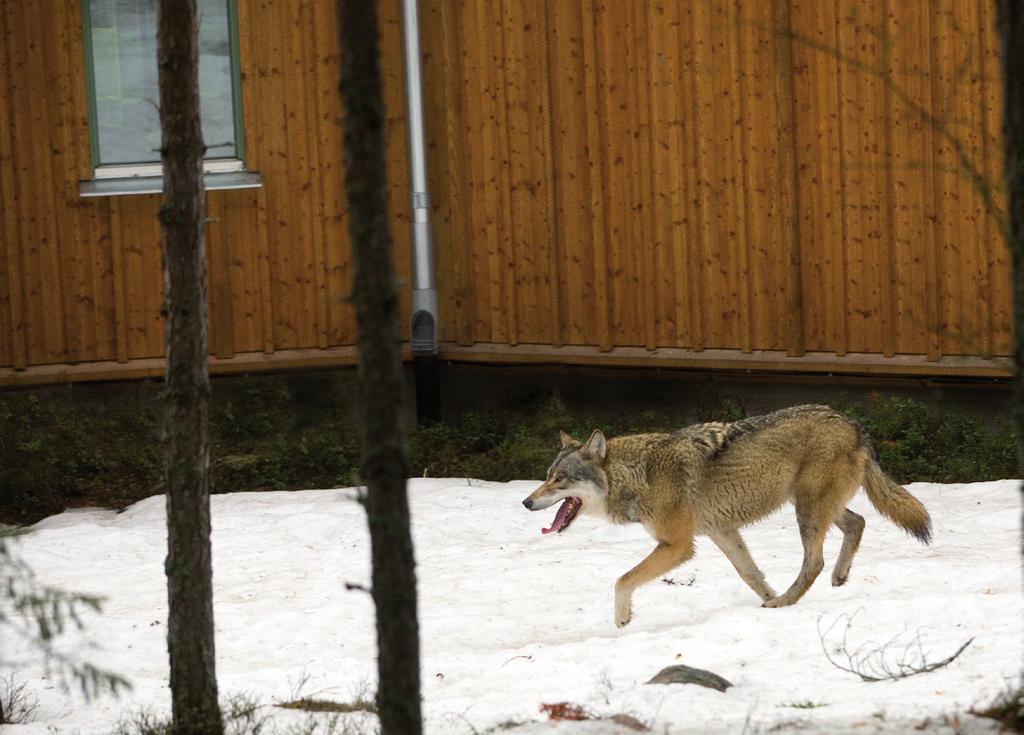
[413,353,441,425]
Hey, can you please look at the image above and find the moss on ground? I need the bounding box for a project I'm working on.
[0,372,1015,525]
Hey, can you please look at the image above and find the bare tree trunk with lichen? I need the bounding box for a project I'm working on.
[336,2,423,734]
[157,1,223,733]
[998,1,1024,527]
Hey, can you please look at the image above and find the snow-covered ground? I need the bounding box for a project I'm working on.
[5,479,1020,733]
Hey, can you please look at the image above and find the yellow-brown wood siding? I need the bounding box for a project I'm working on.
[0,0,411,375]
[424,0,1012,365]
[0,0,1013,386]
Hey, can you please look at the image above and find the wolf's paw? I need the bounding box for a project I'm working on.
[614,583,632,627]
[614,600,632,627]
[762,595,794,608]
[831,572,849,587]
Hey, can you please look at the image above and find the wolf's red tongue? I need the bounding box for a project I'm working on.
[541,498,575,535]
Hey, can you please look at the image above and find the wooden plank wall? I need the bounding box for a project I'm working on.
[0,0,410,372]
[422,0,1012,361]
[0,0,1013,384]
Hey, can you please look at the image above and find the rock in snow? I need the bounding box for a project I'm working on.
[645,664,733,691]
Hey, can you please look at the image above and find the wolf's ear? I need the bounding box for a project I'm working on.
[582,429,607,462]
[559,430,580,449]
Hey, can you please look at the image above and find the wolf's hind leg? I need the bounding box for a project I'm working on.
[709,529,776,602]
[831,508,865,586]
[614,532,694,627]
[762,504,829,608]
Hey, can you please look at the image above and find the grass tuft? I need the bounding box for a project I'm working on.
[276,697,377,714]
[0,674,39,725]
[781,700,828,710]
[970,682,1024,733]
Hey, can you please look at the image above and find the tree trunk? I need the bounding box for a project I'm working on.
[156,1,222,733]
[998,2,1024,486]
[336,2,423,734]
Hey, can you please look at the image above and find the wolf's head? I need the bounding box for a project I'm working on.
[522,429,609,534]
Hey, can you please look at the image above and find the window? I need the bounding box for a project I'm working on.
[81,0,252,187]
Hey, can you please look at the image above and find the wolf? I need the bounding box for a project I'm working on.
[521,405,932,627]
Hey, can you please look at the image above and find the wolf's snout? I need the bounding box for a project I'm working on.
[522,497,535,510]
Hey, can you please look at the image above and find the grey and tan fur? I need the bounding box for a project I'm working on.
[522,405,932,627]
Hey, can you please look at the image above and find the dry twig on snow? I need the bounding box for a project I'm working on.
[817,610,973,683]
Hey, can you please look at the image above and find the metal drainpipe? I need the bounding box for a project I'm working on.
[401,0,441,423]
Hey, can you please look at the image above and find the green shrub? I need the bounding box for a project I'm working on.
[839,396,1016,483]
[0,376,1015,526]
[0,392,160,522]
[213,379,292,441]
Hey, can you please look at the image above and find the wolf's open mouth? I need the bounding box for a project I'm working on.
[541,497,582,535]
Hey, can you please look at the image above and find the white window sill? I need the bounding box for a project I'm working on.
[79,170,262,198]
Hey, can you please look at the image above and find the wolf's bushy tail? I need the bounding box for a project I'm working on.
[862,458,932,544]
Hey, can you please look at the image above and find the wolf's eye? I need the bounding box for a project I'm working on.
[555,473,566,482]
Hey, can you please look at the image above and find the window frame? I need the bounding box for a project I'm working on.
[80,0,248,181]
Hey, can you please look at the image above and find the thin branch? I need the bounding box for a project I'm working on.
[1,532,130,699]
[818,610,973,682]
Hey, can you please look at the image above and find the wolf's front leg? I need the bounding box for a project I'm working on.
[613,535,694,627]
[614,578,634,627]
